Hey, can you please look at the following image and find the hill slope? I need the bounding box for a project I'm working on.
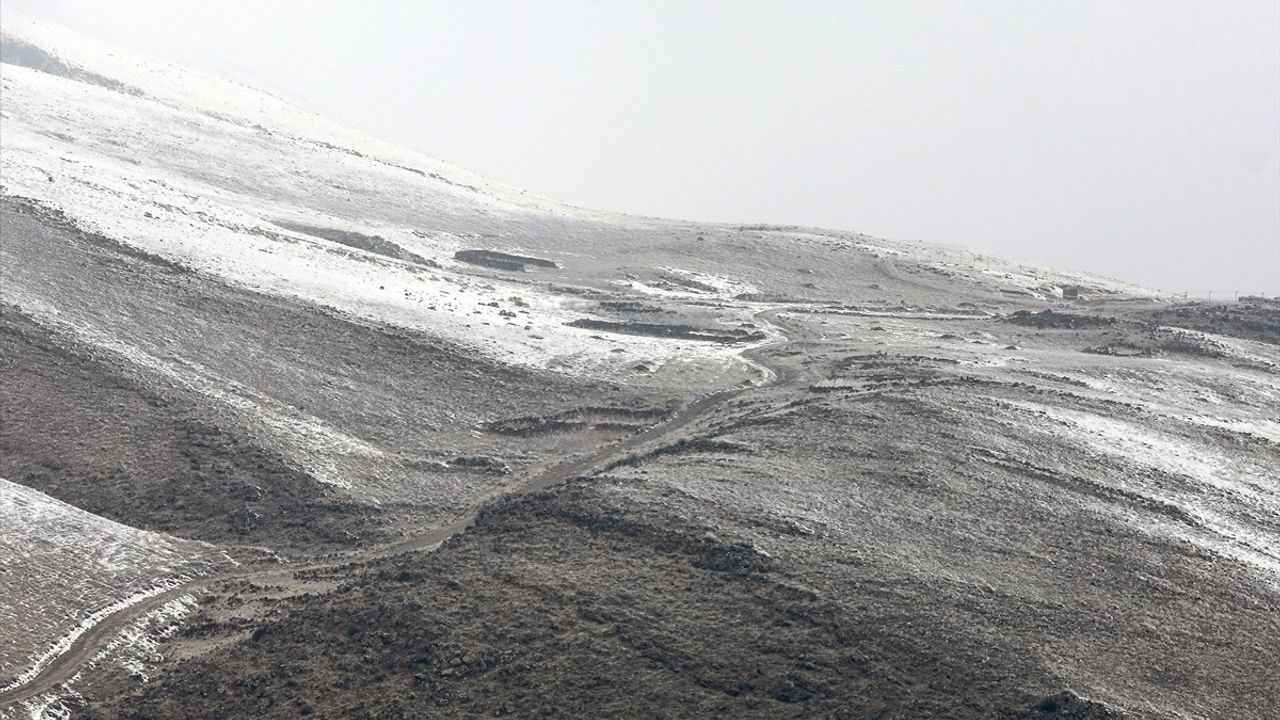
[1,13,1277,720]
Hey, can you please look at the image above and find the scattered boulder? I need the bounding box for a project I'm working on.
[275,221,438,268]
[997,690,1125,719]
[454,249,558,271]
[1005,310,1115,329]
[567,319,766,344]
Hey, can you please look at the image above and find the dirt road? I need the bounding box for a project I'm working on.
[0,310,799,710]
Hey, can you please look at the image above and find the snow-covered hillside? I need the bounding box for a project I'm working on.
[0,479,214,693]
[7,11,1278,720]
[0,12,1161,389]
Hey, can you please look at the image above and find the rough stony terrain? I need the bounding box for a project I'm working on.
[48,303,1277,720]
[0,304,380,552]
[2,13,1277,720]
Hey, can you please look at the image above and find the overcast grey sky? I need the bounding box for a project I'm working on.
[7,1,1279,294]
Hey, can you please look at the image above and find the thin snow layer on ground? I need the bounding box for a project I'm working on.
[1,18,1162,386]
[904,242,1162,299]
[8,595,199,720]
[111,595,198,682]
[805,312,986,346]
[1155,326,1280,371]
[840,231,1163,299]
[618,267,761,299]
[1004,401,1280,586]
[699,226,1159,301]
[4,298,386,492]
[0,65,753,386]
[0,11,547,216]
[1048,359,1280,445]
[0,480,212,692]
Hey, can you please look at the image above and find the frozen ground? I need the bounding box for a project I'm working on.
[0,480,213,694]
[1,13,1276,720]
[0,12,1159,387]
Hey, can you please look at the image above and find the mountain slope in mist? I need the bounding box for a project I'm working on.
[1,13,1277,720]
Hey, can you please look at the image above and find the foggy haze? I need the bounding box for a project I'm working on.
[6,0,1278,294]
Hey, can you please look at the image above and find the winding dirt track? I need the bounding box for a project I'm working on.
[0,310,801,709]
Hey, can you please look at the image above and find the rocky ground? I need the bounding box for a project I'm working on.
[0,306,380,552]
[3,18,1277,719]
[27,301,1276,720]
[72,484,1126,720]
[5,202,1278,719]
